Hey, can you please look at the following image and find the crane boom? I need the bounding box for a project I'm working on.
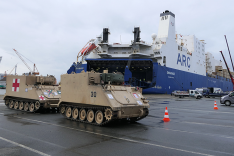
[13,49,32,71]
[13,49,39,75]
[224,35,234,71]
[220,51,234,90]
[9,64,17,75]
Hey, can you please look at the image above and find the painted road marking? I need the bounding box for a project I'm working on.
[0,136,50,156]
[183,121,234,128]
[157,107,234,114]
[0,127,65,149]
[4,115,213,156]
[158,127,234,140]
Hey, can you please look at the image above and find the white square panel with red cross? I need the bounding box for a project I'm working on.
[12,79,20,92]
[39,95,45,100]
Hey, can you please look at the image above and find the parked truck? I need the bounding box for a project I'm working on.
[173,90,203,99]
[203,90,229,98]
[202,87,229,98]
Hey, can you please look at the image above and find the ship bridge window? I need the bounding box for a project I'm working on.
[163,56,166,64]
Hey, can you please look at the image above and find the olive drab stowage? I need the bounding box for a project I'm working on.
[4,75,61,112]
[59,70,149,126]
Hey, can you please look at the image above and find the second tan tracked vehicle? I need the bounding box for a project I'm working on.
[4,74,61,113]
[59,70,149,126]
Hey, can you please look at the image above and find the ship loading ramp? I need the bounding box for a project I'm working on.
[67,59,157,89]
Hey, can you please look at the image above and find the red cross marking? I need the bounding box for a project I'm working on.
[39,96,45,100]
[12,79,20,92]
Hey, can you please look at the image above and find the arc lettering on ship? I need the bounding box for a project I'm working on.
[177,53,190,68]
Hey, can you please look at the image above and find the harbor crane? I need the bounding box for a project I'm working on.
[8,64,18,75]
[3,64,17,77]
[220,35,234,90]
[220,51,234,90]
[224,35,234,72]
[13,49,39,75]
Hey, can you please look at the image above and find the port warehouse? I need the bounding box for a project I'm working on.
[67,59,233,94]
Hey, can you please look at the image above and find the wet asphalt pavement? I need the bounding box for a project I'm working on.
[0,95,234,156]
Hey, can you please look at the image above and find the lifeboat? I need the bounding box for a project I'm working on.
[80,43,97,55]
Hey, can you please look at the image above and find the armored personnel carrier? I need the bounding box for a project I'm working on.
[4,74,61,112]
[59,70,149,126]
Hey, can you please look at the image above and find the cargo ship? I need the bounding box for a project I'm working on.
[67,10,233,94]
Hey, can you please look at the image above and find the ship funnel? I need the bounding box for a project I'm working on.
[157,10,175,40]
[133,27,141,43]
[102,28,110,43]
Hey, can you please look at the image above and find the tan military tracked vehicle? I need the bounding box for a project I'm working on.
[59,70,149,126]
[4,74,61,112]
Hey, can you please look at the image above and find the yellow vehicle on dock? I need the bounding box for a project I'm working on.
[59,70,149,126]
[4,74,61,112]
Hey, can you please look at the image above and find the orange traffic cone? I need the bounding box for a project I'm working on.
[163,107,170,122]
[214,101,218,110]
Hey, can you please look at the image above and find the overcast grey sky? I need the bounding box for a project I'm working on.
[0,0,234,81]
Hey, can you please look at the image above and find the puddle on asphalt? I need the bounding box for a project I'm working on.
[5,115,39,126]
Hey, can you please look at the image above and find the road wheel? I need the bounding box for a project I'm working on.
[104,108,113,121]
[60,106,65,114]
[5,100,9,105]
[79,109,86,121]
[35,101,40,110]
[225,101,231,106]
[14,101,19,109]
[72,108,79,119]
[87,110,94,123]
[95,110,104,125]
[9,100,14,109]
[29,103,35,112]
[19,102,24,110]
[24,102,29,111]
[65,107,72,118]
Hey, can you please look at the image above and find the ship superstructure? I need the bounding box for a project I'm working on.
[68,10,233,94]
